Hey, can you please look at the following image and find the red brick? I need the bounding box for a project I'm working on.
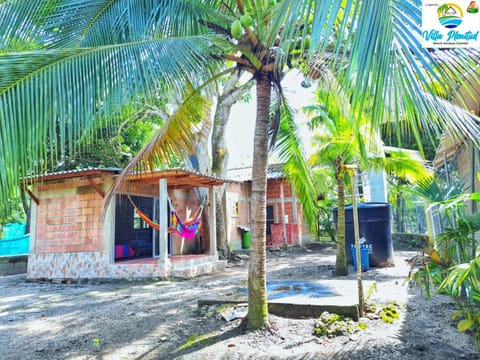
[82,207,94,215]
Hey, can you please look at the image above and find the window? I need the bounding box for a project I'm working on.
[133,209,148,230]
[232,200,240,217]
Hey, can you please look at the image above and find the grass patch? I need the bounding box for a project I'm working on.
[177,332,216,352]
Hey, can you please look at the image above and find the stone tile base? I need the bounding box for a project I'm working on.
[27,252,225,280]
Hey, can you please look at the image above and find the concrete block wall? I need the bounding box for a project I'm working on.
[0,255,28,276]
[28,176,111,279]
[34,181,104,254]
[266,179,309,244]
[226,178,311,250]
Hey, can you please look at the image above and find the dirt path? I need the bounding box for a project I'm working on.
[1,244,478,359]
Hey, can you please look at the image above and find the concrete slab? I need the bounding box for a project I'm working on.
[198,279,372,321]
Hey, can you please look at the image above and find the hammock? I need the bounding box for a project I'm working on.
[170,205,203,239]
[168,196,204,239]
[127,195,204,239]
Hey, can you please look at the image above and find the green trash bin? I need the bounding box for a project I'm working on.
[242,231,251,249]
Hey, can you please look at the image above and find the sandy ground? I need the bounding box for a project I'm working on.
[0,243,478,360]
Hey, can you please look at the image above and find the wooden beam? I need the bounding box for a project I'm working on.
[85,176,105,198]
[20,184,40,205]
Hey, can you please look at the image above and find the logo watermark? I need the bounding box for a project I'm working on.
[422,1,480,47]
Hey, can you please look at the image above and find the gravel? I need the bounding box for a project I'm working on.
[0,243,478,359]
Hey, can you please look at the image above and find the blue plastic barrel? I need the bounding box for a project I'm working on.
[351,246,370,271]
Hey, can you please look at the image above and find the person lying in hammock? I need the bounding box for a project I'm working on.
[128,195,204,239]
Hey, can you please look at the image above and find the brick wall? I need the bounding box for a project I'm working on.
[226,178,311,250]
[226,182,251,249]
[34,179,106,254]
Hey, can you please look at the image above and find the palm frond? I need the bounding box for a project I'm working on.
[0,36,222,205]
[331,0,480,146]
[105,90,212,206]
[273,99,317,234]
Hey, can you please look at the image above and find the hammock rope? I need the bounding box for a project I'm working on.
[127,195,205,239]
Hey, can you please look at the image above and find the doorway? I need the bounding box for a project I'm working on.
[114,195,171,261]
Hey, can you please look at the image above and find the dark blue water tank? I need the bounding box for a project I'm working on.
[333,202,393,267]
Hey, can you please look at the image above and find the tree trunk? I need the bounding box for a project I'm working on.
[247,74,271,330]
[211,72,250,259]
[335,159,348,276]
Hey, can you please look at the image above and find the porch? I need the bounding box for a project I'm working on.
[26,168,228,280]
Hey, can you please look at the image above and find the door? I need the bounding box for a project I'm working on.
[266,205,274,235]
[115,195,154,259]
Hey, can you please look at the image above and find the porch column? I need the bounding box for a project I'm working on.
[158,179,169,264]
[280,181,287,245]
[209,186,217,257]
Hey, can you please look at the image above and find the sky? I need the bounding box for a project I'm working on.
[225,70,316,169]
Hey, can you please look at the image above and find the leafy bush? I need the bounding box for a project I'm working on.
[313,312,366,338]
[438,257,480,345]
[406,176,480,348]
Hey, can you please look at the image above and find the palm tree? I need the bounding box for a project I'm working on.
[307,82,432,275]
[1,0,479,329]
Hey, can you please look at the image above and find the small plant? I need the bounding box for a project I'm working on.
[365,302,401,324]
[92,338,101,348]
[439,257,480,346]
[313,311,366,338]
[365,282,377,301]
[380,303,400,323]
[177,332,216,352]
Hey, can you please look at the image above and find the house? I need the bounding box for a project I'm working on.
[226,164,311,249]
[24,164,312,280]
[26,168,227,279]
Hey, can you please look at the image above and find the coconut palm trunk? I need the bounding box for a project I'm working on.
[248,74,271,329]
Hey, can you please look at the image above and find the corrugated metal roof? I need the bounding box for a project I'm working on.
[227,163,285,182]
[25,167,123,182]
[124,168,228,187]
[26,167,227,188]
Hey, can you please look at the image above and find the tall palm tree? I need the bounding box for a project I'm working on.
[307,82,432,275]
[0,0,479,329]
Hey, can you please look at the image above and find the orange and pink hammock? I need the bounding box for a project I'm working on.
[127,196,204,239]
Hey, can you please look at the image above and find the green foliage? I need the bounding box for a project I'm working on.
[407,178,480,348]
[177,332,215,352]
[438,257,480,346]
[316,207,336,242]
[313,312,366,338]
[381,123,439,161]
[365,282,377,301]
[380,304,400,323]
[365,302,401,324]
[0,194,26,227]
[50,94,170,171]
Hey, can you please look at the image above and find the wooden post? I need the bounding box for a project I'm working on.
[350,169,365,317]
[280,181,287,245]
[158,179,169,267]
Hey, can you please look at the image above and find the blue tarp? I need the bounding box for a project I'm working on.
[0,223,29,256]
